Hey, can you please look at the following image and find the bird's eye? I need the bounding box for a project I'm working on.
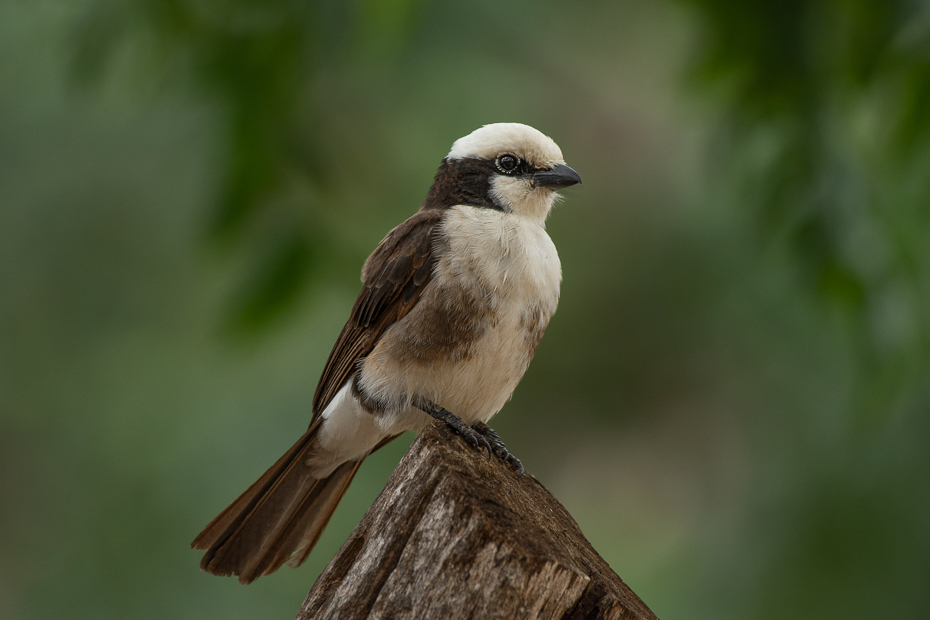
[497,154,519,173]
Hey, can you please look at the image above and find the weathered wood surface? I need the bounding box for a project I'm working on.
[297,421,659,620]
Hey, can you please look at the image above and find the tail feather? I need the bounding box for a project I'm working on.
[192,422,320,552]
[192,423,402,584]
[236,461,362,583]
[191,421,362,584]
[274,459,363,570]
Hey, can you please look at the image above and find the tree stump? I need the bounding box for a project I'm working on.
[297,421,659,620]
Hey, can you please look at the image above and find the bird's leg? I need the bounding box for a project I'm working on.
[412,397,524,476]
[472,421,524,477]
[413,397,492,458]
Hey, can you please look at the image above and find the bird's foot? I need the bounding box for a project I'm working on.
[473,421,524,477]
[414,399,493,458]
[414,398,525,477]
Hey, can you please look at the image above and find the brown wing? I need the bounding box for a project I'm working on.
[311,208,442,417]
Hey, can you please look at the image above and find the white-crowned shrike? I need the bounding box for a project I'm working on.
[193,123,581,583]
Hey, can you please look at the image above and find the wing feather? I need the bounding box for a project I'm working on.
[311,209,442,417]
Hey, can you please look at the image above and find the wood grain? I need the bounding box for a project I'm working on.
[297,421,659,620]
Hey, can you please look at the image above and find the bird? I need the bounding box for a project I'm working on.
[191,122,581,584]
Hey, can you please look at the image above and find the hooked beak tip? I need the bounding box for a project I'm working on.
[532,163,582,189]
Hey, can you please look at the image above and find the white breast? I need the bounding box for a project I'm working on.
[426,206,561,423]
[439,206,562,309]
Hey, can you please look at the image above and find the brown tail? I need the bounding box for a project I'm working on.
[191,422,363,584]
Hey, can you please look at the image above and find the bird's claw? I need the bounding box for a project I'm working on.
[473,422,524,476]
[460,428,492,458]
[415,399,523,475]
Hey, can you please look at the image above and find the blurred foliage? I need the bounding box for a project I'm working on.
[683,0,930,423]
[73,1,930,396]
[73,0,425,329]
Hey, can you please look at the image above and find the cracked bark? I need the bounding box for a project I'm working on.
[297,421,659,620]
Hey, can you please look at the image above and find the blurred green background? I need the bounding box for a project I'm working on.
[2,0,929,618]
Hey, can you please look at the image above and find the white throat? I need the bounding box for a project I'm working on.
[489,176,558,224]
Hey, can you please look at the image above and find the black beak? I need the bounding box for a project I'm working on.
[532,163,582,189]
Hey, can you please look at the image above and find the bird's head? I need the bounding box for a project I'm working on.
[423,123,581,223]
